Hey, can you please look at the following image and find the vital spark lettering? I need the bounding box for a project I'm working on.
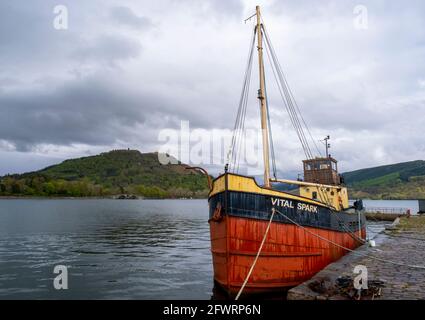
[271,198,318,213]
[271,198,294,208]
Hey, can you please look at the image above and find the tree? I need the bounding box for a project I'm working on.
[43,182,56,195]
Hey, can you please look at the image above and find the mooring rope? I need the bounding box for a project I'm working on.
[274,208,425,270]
[235,208,276,300]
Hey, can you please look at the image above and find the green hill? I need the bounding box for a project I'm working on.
[343,160,425,199]
[0,150,209,198]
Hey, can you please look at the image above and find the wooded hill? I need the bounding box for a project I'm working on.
[0,150,209,198]
[343,160,425,199]
[2,151,424,200]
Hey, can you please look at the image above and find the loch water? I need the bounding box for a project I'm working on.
[0,199,418,299]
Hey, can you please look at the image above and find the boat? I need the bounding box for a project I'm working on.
[207,6,366,298]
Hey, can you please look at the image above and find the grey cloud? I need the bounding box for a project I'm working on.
[0,71,208,152]
[0,77,147,151]
[0,77,22,88]
[0,1,77,65]
[73,35,142,65]
[0,1,148,74]
[0,0,425,175]
[109,6,153,30]
[172,0,244,20]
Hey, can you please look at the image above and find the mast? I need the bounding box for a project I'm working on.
[256,6,271,188]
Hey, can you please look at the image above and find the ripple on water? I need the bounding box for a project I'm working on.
[0,199,213,299]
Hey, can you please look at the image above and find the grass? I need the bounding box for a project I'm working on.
[343,160,425,199]
[398,215,425,233]
[352,172,400,188]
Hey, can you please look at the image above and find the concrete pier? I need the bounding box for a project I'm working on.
[287,216,425,300]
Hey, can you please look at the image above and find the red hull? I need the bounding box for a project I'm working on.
[210,215,365,296]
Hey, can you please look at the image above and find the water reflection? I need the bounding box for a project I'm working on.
[0,199,385,300]
[0,199,213,299]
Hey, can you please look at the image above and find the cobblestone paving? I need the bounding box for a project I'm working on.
[287,217,425,300]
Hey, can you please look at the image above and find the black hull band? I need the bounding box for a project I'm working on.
[209,191,365,233]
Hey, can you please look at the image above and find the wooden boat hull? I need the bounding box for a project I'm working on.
[208,173,366,296]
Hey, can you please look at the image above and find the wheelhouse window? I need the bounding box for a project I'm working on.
[319,161,330,169]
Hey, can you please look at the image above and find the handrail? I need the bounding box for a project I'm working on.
[270,178,341,190]
[365,207,409,215]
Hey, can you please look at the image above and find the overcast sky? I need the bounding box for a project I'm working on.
[0,0,424,176]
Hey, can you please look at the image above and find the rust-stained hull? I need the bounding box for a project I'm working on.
[210,215,365,296]
[208,173,366,296]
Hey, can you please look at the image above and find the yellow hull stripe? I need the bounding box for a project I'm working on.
[209,173,331,208]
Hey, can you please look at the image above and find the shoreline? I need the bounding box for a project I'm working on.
[0,196,207,200]
[287,215,425,300]
[0,196,419,201]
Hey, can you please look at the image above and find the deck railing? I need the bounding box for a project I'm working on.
[365,207,409,215]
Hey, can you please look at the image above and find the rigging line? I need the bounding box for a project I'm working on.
[264,34,319,161]
[262,24,318,158]
[276,56,322,157]
[270,43,313,159]
[273,53,312,159]
[262,34,311,160]
[235,41,254,172]
[261,34,301,150]
[265,88,277,179]
[235,66,251,173]
[262,28,312,160]
[316,181,337,209]
[283,66,322,157]
[235,30,255,172]
[232,52,251,172]
[263,50,277,179]
[262,27,314,160]
[239,48,253,168]
[228,29,256,168]
[308,181,331,208]
[228,28,256,172]
[234,62,249,169]
[317,184,333,208]
[274,208,425,270]
[313,185,329,208]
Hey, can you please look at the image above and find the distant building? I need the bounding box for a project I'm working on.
[419,200,425,214]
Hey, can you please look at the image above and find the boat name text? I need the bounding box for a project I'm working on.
[271,198,318,213]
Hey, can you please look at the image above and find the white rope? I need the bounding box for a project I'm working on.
[274,208,425,270]
[235,208,276,300]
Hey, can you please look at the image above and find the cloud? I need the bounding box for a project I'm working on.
[0,74,181,151]
[73,34,142,65]
[0,0,424,176]
[109,6,153,30]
